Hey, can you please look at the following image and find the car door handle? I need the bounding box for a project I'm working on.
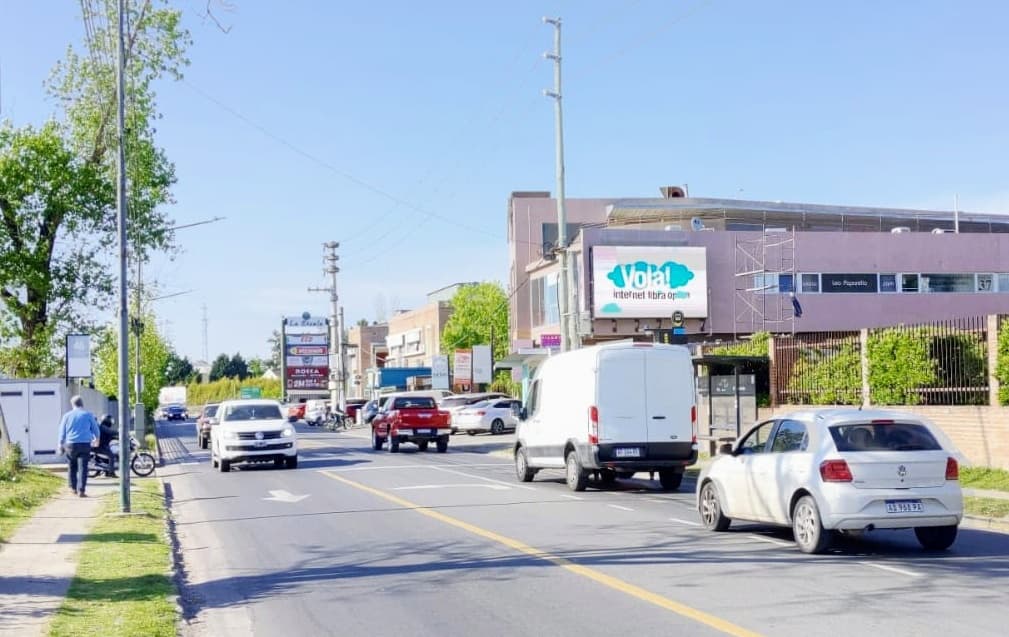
[651,416,666,420]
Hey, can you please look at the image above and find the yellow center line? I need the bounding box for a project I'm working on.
[320,470,762,637]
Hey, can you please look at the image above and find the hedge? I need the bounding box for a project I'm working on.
[708,332,770,357]
[186,378,282,406]
[787,343,861,405]
[998,320,1009,405]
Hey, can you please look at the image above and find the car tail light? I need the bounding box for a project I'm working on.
[475,411,485,416]
[690,405,697,444]
[819,459,853,482]
[945,457,959,480]
[588,405,599,445]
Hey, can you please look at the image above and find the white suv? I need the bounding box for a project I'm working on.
[211,399,298,472]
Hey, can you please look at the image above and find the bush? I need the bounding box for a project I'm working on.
[489,371,522,399]
[929,332,987,405]
[867,328,937,405]
[186,377,282,406]
[0,442,24,481]
[787,343,862,405]
[998,320,1009,405]
[708,332,770,357]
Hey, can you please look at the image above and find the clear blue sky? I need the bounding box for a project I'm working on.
[3,0,1009,361]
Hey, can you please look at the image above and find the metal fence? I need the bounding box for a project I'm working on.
[772,316,991,407]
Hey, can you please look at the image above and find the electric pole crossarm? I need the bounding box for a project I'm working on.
[309,241,346,413]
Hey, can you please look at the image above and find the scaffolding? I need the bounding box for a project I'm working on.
[733,228,796,337]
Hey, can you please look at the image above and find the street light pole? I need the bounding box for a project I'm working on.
[115,0,131,512]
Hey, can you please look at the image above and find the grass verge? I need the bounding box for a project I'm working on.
[48,479,176,637]
[964,496,1009,519]
[960,467,1009,492]
[0,467,62,544]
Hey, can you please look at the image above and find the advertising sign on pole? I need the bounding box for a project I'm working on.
[540,333,561,349]
[285,315,328,327]
[453,350,472,384]
[472,345,492,384]
[285,333,329,345]
[65,334,91,378]
[432,355,450,390]
[283,318,330,393]
[591,246,708,319]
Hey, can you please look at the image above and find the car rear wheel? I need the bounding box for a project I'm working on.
[390,437,400,453]
[371,430,384,451]
[515,447,536,482]
[490,419,505,435]
[658,470,683,491]
[199,434,208,450]
[792,495,830,554]
[436,437,449,453]
[699,481,731,531]
[219,459,231,473]
[286,456,298,469]
[467,430,476,436]
[565,451,588,492]
[914,525,958,550]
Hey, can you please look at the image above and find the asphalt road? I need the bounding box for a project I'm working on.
[158,419,1009,637]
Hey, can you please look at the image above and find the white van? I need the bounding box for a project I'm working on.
[514,342,697,492]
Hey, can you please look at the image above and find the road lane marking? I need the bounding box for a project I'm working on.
[608,504,635,512]
[318,463,512,472]
[670,517,702,527]
[429,466,537,491]
[746,534,793,548]
[263,490,310,503]
[321,470,762,637]
[861,561,921,578]
[394,483,510,491]
[560,494,582,501]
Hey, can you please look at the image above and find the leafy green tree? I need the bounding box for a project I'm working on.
[0,0,189,377]
[92,312,171,413]
[247,358,264,378]
[209,354,230,382]
[267,330,282,370]
[867,328,937,405]
[787,343,862,405]
[226,353,249,380]
[163,351,194,385]
[441,282,509,362]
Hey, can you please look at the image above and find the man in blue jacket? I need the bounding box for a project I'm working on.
[58,395,100,497]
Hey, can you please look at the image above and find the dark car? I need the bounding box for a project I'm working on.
[163,404,189,421]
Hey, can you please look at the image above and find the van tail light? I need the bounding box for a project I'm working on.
[588,405,599,445]
[819,459,853,482]
[945,457,959,480]
[690,405,697,444]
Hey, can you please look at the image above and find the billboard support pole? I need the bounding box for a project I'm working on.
[280,318,287,403]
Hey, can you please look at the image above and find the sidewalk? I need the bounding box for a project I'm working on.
[963,487,1009,500]
[0,477,116,636]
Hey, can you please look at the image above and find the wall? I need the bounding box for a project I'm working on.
[386,302,453,368]
[347,324,388,398]
[758,405,1009,470]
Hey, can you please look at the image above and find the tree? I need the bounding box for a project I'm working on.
[163,351,194,385]
[209,354,230,382]
[267,330,282,369]
[0,1,190,377]
[356,318,369,328]
[441,282,509,362]
[247,358,264,378]
[93,312,171,413]
[225,353,248,380]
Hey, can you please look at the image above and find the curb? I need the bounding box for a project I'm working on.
[963,514,1009,534]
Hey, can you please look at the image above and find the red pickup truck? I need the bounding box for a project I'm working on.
[371,395,451,453]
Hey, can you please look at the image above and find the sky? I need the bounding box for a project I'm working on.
[3,0,1009,361]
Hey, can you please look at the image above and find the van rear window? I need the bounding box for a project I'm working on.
[829,423,941,452]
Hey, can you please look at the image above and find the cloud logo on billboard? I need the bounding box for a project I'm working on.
[606,261,695,290]
[600,302,622,314]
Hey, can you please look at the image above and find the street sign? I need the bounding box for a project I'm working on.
[472,345,493,384]
[671,310,685,327]
[540,333,562,349]
[432,355,450,390]
[454,350,472,384]
[239,387,262,399]
[285,315,328,327]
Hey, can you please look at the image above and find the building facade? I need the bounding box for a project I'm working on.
[384,302,454,368]
[346,323,388,399]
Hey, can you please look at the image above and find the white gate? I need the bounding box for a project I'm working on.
[29,383,64,460]
[0,384,30,456]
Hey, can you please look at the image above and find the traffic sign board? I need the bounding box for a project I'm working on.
[239,387,262,399]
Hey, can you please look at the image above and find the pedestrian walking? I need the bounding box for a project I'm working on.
[57,395,100,497]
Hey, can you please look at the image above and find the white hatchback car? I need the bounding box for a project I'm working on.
[697,409,963,553]
[211,399,298,472]
[453,398,521,435]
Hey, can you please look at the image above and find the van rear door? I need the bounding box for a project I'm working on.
[644,347,694,447]
[597,348,647,444]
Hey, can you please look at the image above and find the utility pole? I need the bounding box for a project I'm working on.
[338,305,347,406]
[309,242,345,413]
[543,17,575,352]
[201,304,209,363]
[133,258,143,401]
[115,0,131,512]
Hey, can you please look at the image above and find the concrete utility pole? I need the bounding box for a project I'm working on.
[309,242,345,413]
[115,0,131,512]
[543,17,575,352]
[338,306,347,405]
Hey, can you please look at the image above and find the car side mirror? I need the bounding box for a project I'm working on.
[718,443,734,456]
[519,407,528,421]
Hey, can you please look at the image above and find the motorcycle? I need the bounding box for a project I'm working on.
[89,435,157,478]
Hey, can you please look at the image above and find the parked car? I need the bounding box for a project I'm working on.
[304,399,329,426]
[514,342,697,492]
[371,395,452,453]
[211,399,298,472]
[442,393,510,434]
[344,398,368,421]
[362,400,380,424]
[696,409,964,554]
[195,403,221,449]
[163,404,189,421]
[287,402,306,422]
[453,398,521,435]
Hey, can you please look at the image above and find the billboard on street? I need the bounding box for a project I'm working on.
[472,345,492,384]
[432,355,450,390]
[286,333,328,345]
[283,323,330,393]
[453,350,472,384]
[591,246,708,319]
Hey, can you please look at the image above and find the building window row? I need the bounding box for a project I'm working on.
[756,272,1009,294]
[530,273,560,327]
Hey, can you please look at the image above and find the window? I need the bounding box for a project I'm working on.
[829,423,941,452]
[921,273,974,293]
[738,421,775,455]
[778,273,795,293]
[800,273,820,293]
[530,278,544,327]
[999,274,1009,292]
[526,380,541,417]
[879,274,898,293]
[753,273,779,294]
[223,404,283,421]
[770,420,807,453]
[901,273,919,293]
[543,274,560,325]
[977,274,994,293]
[392,397,436,409]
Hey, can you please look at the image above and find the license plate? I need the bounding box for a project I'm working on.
[885,500,923,514]
[614,447,641,458]
[254,440,267,448]
[416,429,433,435]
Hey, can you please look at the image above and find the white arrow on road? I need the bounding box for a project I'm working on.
[263,490,310,503]
[393,483,510,491]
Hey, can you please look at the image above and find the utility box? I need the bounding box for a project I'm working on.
[0,379,68,464]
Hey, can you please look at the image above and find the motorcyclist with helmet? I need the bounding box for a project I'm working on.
[93,414,118,477]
